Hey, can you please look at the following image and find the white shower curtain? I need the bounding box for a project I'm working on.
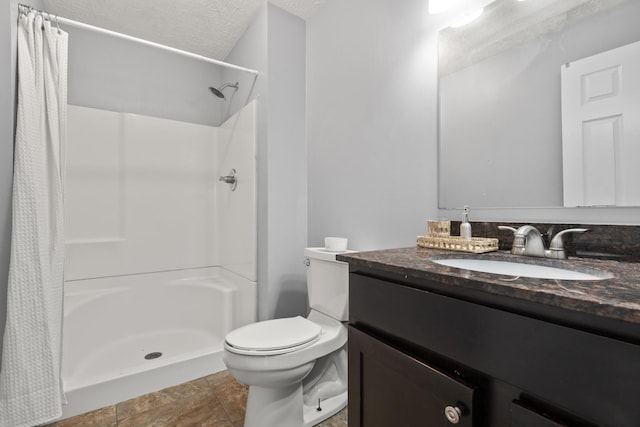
[0,10,68,427]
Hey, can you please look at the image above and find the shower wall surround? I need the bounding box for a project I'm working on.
[65,102,257,281]
[57,102,257,418]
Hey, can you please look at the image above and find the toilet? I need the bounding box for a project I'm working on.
[223,247,353,427]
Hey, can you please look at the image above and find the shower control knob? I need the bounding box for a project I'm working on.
[219,168,237,191]
[444,405,462,424]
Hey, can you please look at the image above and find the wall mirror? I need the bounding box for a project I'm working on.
[438,0,640,209]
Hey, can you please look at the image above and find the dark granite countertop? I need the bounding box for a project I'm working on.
[338,247,640,340]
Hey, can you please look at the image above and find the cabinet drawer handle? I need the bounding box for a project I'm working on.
[444,405,462,424]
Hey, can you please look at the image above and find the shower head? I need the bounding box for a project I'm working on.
[209,87,225,98]
[209,82,239,100]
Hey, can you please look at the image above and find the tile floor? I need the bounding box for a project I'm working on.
[44,370,348,427]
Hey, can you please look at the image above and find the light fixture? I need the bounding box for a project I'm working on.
[429,0,458,14]
[450,7,484,28]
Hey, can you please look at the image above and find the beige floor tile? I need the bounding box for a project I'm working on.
[315,407,348,427]
[161,380,212,402]
[118,391,224,427]
[189,375,214,391]
[44,371,348,427]
[175,393,234,427]
[116,388,176,420]
[213,379,249,426]
[49,405,117,427]
[204,370,236,388]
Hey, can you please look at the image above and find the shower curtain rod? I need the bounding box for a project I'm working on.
[17,3,259,76]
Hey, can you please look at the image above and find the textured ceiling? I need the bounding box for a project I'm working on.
[43,0,327,61]
[269,0,328,20]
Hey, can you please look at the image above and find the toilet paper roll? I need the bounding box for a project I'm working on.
[325,237,348,252]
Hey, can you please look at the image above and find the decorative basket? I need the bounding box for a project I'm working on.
[417,235,499,254]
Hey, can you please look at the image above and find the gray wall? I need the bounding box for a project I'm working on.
[266,5,307,319]
[307,0,437,251]
[226,4,308,320]
[307,0,640,244]
[440,37,565,208]
[224,5,270,320]
[65,25,224,126]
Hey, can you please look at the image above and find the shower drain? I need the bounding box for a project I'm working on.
[144,352,163,360]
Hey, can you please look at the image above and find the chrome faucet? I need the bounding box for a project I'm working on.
[498,225,588,260]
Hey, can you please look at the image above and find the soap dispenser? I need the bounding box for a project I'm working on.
[460,206,472,240]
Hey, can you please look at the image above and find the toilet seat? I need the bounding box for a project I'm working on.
[225,316,322,356]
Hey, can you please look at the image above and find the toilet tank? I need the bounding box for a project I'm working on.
[304,248,353,321]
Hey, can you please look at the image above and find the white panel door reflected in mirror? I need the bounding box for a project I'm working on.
[561,40,640,207]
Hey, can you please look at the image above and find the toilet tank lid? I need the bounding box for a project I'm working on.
[305,247,358,262]
[225,316,322,352]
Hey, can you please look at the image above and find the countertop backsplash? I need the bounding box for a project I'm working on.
[448,221,640,263]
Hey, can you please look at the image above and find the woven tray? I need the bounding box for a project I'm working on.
[417,235,499,253]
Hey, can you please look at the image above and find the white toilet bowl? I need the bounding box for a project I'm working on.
[223,310,348,427]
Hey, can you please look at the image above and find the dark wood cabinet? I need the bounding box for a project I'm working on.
[510,401,569,427]
[349,326,475,426]
[348,272,640,427]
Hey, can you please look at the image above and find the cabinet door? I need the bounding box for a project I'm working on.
[511,401,569,427]
[349,326,476,427]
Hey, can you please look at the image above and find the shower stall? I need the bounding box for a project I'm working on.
[61,100,258,419]
[53,12,260,419]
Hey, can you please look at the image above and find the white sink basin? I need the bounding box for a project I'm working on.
[432,258,610,281]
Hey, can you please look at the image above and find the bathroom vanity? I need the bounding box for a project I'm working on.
[339,247,640,427]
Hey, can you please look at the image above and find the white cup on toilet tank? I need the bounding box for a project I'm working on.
[324,237,348,252]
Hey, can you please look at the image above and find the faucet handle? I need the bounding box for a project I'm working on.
[498,226,524,255]
[549,228,588,249]
[548,228,588,259]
